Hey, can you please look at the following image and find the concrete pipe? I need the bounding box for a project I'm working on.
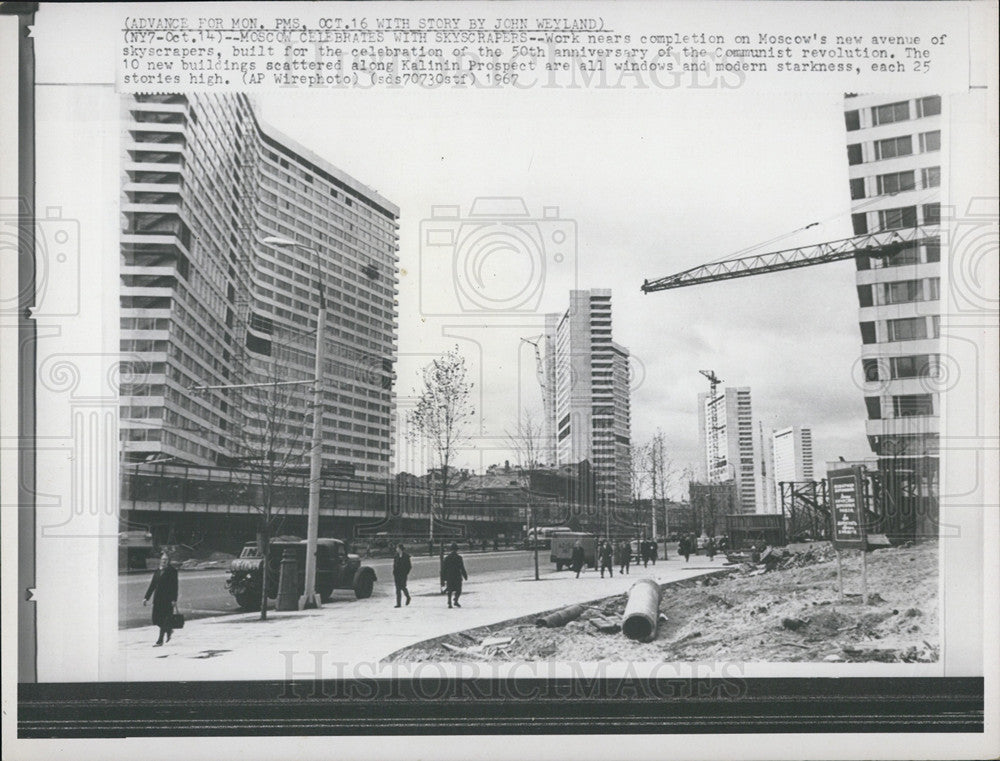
[622,578,662,641]
[535,603,587,628]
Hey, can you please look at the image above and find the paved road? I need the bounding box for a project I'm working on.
[120,549,543,629]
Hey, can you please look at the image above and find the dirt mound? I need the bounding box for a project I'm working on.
[388,540,939,664]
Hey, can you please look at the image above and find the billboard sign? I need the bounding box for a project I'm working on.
[827,467,866,549]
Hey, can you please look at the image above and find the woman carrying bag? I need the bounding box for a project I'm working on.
[143,553,181,646]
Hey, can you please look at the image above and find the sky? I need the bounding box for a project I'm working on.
[257,87,876,495]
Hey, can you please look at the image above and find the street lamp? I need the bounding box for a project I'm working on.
[263,236,325,610]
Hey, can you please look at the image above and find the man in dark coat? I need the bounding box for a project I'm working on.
[651,539,659,564]
[143,553,179,646]
[441,543,468,608]
[641,539,651,568]
[392,543,412,608]
[616,540,630,575]
[680,535,691,562]
[599,540,614,578]
[571,540,585,578]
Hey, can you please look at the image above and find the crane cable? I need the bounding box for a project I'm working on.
[698,185,940,268]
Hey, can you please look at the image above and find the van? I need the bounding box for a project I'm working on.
[550,531,597,571]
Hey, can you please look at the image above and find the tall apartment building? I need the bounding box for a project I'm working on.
[120,93,399,478]
[770,425,814,511]
[544,290,631,506]
[844,95,941,528]
[697,386,757,513]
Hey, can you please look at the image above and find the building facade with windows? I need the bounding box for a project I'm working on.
[697,386,758,514]
[771,425,814,507]
[844,94,941,533]
[121,93,399,479]
[544,290,632,507]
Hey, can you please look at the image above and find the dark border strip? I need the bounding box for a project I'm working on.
[19,677,983,737]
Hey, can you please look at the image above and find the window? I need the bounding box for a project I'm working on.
[874,135,912,160]
[847,143,863,165]
[863,358,880,382]
[922,203,941,225]
[925,241,940,262]
[887,317,928,342]
[850,178,866,200]
[884,244,921,266]
[857,284,874,307]
[860,321,877,344]
[921,166,941,188]
[876,170,916,195]
[864,396,882,420]
[844,110,861,131]
[883,279,922,304]
[916,96,941,117]
[872,101,910,126]
[890,354,938,379]
[893,394,934,417]
[926,277,940,300]
[852,212,869,235]
[919,131,941,152]
[878,206,918,230]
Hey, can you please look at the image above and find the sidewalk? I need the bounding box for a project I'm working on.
[118,555,729,681]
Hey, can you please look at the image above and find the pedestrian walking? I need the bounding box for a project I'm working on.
[617,540,630,575]
[641,539,650,568]
[143,553,179,647]
[706,537,716,562]
[651,539,659,564]
[571,539,585,578]
[441,542,468,608]
[680,535,691,562]
[392,543,412,608]
[599,540,614,578]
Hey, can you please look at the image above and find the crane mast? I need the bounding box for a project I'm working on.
[699,369,724,483]
[641,225,939,293]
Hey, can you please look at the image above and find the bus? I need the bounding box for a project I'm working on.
[524,525,571,550]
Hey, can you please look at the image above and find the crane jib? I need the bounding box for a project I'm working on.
[640,225,939,293]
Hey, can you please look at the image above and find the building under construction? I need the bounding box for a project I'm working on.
[643,94,943,542]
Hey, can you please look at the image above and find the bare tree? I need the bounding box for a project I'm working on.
[629,440,650,533]
[236,355,312,620]
[645,428,677,541]
[405,347,474,547]
[506,409,544,580]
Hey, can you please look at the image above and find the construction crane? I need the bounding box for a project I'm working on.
[699,370,724,482]
[641,224,938,293]
[520,335,547,395]
[520,335,555,466]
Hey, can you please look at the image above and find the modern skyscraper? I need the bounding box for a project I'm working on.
[697,386,757,513]
[770,425,815,511]
[544,290,631,506]
[844,94,941,531]
[120,93,399,478]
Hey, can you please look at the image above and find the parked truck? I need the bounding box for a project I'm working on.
[550,531,598,571]
[226,536,377,610]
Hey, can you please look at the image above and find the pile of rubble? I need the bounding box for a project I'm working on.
[388,540,939,664]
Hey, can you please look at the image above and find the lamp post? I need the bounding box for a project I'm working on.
[263,236,324,609]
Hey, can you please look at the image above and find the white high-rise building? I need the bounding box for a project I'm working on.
[697,386,757,513]
[770,425,815,512]
[844,94,941,535]
[544,290,631,506]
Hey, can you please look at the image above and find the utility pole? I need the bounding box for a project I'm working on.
[263,236,325,609]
